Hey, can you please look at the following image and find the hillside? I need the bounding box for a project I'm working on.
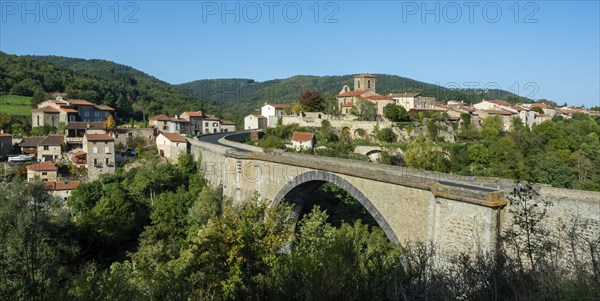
[0,53,215,121]
[179,74,530,115]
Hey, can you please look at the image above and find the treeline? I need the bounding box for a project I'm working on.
[179,74,530,117]
[0,53,217,121]
[403,113,600,191]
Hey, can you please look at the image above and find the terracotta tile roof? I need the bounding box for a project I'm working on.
[32,106,61,113]
[95,105,115,111]
[183,111,205,117]
[366,95,394,101]
[292,131,315,143]
[170,118,189,123]
[0,132,11,137]
[70,99,95,106]
[355,73,375,78]
[20,136,46,147]
[84,134,114,142]
[160,133,188,143]
[27,161,57,171]
[65,122,106,130]
[531,103,550,109]
[483,109,514,115]
[44,181,81,191]
[60,108,79,113]
[72,151,87,157]
[390,92,421,98]
[267,104,289,109]
[410,108,449,112]
[489,100,511,106]
[337,90,367,97]
[39,135,64,146]
[148,114,172,121]
[220,120,236,125]
[252,114,266,119]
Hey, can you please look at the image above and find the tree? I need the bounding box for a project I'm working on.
[375,127,397,143]
[105,115,116,129]
[404,134,449,172]
[323,96,340,117]
[502,182,553,271]
[350,99,377,121]
[298,90,325,112]
[481,116,504,140]
[531,107,544,114]
[383,103,407,122]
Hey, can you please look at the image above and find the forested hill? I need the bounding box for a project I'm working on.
[0,53,216,121]
[178,74,531,115]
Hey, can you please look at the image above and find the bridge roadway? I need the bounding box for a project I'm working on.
[195,130,509,208]
[189,131,600,256]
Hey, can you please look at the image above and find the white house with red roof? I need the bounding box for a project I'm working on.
[291,131,315,151]
[156,133,189,163]
[244,114,267,130]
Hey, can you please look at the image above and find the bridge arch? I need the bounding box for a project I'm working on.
[271,170,399,242]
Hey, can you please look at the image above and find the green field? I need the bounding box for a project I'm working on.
[0,95,33,116]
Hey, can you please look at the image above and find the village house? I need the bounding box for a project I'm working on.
[202,116,221,134]
[31,96,114,127]
[220,120,236,132]
[261,103,289,127]
[19,137,46,157]
[149,114,171,132]
[156,133,188,163]
[64,122,107,146]
[167,116,190,135]
[291,131,316,151]
[390,92,436,111]
[181,111,205,136]
[44,180,81,202]
[0,131,12,156]
[83,134,116,180]
[37,135,64,162]
[244,114,267,130]
[26,161,57,182]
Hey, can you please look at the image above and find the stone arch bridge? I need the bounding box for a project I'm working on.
[190,132,600,254]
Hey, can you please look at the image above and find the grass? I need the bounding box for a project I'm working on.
[0,95,33,105]
[0,95,33,116]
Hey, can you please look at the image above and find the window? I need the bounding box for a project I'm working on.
[94,158,98,165]
[105,158,109,164]
[69,115,75,122]
[93,147,98,154]
[44,146,49,151]
[37,115,40,126]
[42,172,47,176]
[357,81,361,89]
[205,122,208,127]
[94,112,100,117]
[84,111,89,117]
[367,80,371,89]
[213,122,218,127]
[104,146,110,154]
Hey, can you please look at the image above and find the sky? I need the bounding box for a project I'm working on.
[1,1,599,107]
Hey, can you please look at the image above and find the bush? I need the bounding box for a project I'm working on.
[376,127,397,143]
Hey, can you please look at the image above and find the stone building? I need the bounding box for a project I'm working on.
[156,133,188,163]
[26,161,58,182]
[44,180,81,201]
[149,114,171,132]
[37,135,64,162]
[244,114,267,130]
[83,134,116,180]
[181,111,206,136]
[220,120,236,132]
[32,97,114,127]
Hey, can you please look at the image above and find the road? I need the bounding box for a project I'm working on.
[197,131,253,152]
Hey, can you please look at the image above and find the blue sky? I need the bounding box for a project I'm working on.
[1,1,599,107]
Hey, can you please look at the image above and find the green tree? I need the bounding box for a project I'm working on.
[350,99,377,121]
[404,134,449,172]
[375,127,397,143]
[383,103,407,122]
[481,115,504,140]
